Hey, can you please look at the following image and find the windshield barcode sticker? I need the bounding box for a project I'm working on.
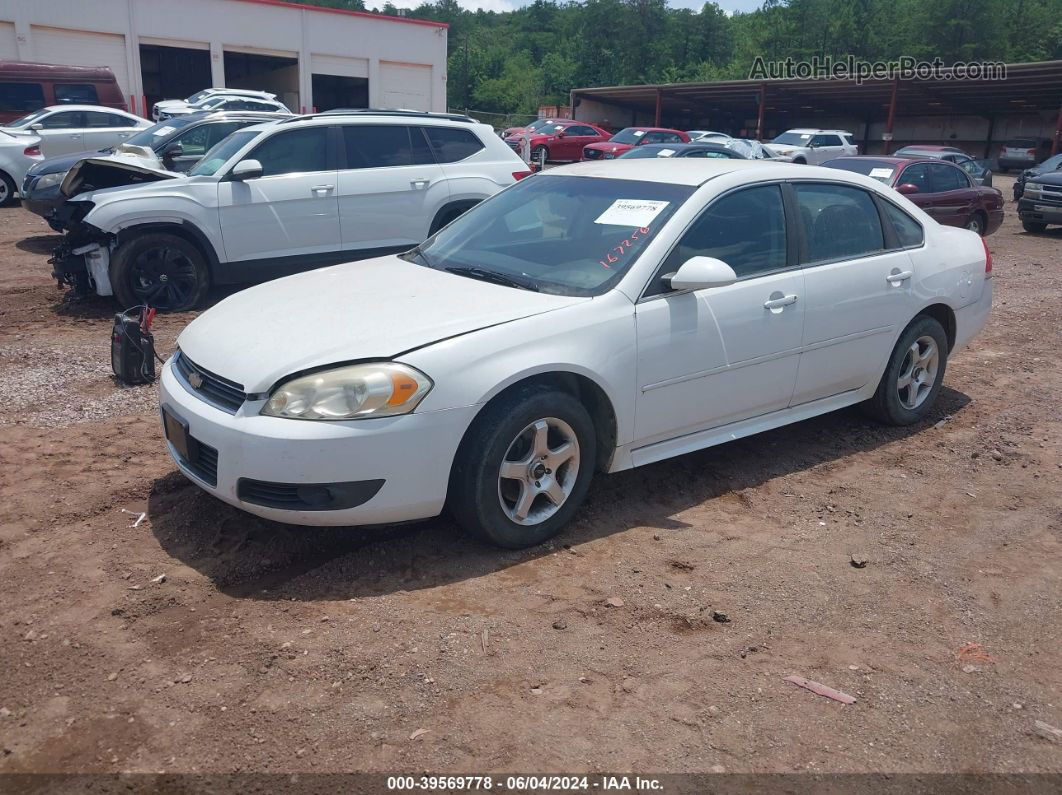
[869,167,894,179]
[595,199,670,227]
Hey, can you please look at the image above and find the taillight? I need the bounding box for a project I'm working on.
[512,170,533,181]
[982,237,992,277]
[1026,148,1036,156]
[24,145,41,157]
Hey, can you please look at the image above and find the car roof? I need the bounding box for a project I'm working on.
[640,143,731,151]
[785,128,852,134]
[239,112,483,134]
[544,158,813,186]
[623,126,683,133]
[825,155,947,167]
[40,104,138,114]
[897,145,962,151]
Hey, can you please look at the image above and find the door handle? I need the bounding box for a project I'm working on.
[69,134,81,138]
[763,294,798,310]
[311,184,335,193]
[410,178,430,189]
[886,270,913,284]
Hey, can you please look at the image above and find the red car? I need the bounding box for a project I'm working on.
[581,127,690,161]
[823,156,1004,236]
[503,120,611,166]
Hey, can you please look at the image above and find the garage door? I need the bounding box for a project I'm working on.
[312,54,368,79]
[379,61,432,111]
[0,22,17,60]
[30,26,129,95]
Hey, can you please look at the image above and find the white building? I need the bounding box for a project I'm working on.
[0,0,449,116]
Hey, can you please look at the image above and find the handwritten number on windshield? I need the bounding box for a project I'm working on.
[599,227,651,269]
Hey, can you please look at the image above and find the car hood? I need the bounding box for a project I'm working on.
[177,255,586,393]
[584,142,632,152]
[60,157,177,198]
[1030,171,1062,187]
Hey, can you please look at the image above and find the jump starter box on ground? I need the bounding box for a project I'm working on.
[111,308,157,385]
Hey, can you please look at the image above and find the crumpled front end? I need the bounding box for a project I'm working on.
[48,202,114,297]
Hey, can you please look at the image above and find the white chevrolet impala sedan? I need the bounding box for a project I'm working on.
[159,160,993,548]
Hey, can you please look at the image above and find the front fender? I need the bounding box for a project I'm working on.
[84,196,223,264]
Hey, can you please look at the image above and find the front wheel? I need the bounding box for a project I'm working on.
[532,145,549,169]
[1022,220,1047,233]
[862,315,948,425]
[448,385,596,548]
[111,232,209,312]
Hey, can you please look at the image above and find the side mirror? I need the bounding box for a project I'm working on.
[163,143,184,158]
[555,129,566,138]
[29,122,44,131]
[896,183,920,195]
[663,256,738,291]
[230,159,263,181]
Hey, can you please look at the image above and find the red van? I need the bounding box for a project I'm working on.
[0,61,127,124]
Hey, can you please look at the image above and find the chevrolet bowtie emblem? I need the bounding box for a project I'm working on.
[188,371,204,389]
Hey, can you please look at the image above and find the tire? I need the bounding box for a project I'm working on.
[428,203,474,236]
[862,315,949,426]
[792,157,806,165]
[448,384,596,549]
[1022,220,1047,233]
[0,171,16,207]
[965,212,986,235]
[532,145,549,169]
[110,231,209,312]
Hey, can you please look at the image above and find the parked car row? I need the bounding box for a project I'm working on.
[152,89,292,121]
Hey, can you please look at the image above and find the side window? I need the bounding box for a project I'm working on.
[898,164,932,193]
[929,162,969,191]
[0,82,45,112]
[40,111,84,129]
[795,183,884,263]
[570,125,597,136]
[54,83,99,104]
[810,135,830,147]
[84,111,120,127]
[248,127,331,176]
[662,133,685,143]
[658,184,788,286]
[172,123,226,157]
[423,127,484,163]
[880,201,924,248]
[343,125,415,168]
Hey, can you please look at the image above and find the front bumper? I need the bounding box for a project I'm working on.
[1017,196,1062,224]
[158,358,477,526]
[20,181,63,218]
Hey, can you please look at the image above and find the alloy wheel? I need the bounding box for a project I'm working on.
[130,245,199,310]
[497,417,580,525]
[896,335,940,410]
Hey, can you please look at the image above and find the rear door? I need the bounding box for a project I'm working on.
[82,111,141,150]
[217,126,340,265]
[34,109,87,156]
[336,124,448,253]
[790,182,921,403]
[927,162,976,228]
[556,124,599,161]
[809,134,845,164]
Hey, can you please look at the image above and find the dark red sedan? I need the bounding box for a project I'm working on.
[823,156,1004,236]
[581,127,690,161]
[503,120,611,166]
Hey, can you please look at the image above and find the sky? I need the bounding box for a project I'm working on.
[381,0,765,14]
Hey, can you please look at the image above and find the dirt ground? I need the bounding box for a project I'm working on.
[0,174,1060,778]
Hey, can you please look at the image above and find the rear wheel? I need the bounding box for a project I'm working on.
[965,212,986,235]
[0,171,15,207]
[1022,220,1047,233]
[449,385,596,549]
[111,232,209,312]
[792,157,806,165]
[862,315,948,426]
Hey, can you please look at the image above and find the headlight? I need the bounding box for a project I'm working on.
[261,363,432,420]
[32,171,66,190]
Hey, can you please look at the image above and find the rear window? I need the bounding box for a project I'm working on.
[55,84,99,104]
[343,125,434,168]
[0,82,46,113]
[1005,139,1037,147]
[822,158,897,184]
[422,127,484,163]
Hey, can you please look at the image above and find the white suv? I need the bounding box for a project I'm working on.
[51,111,530,311]
[767,129,858,164]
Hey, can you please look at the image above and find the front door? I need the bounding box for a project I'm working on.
[634,183,804,446]
[217,126,341,266]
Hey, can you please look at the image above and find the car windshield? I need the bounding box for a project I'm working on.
[822,158,897,184]
[5,109,50,128]
[402,175,693,297]
[188,130,258,176]
[772,132,813,146]
[610,128,648,145]
[186,90,214,104]
[198,96,228,109]
[620,146,679,159]
[525,119,553,132]
[125,117,195,148]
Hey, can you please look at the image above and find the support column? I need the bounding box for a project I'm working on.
[883,78,899,155]
[1052,104,1062,157]
[368,57,381,109]
[755,83,766,141]
[210,42,225,89]
[654,88,662,127]
[984,114,996,160]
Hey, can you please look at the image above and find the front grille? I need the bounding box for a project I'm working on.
[174,352,246,413]
[506,141,520,152]
[583,148,601,159]
[22,174,37,193]
[1041,184,1062,196]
